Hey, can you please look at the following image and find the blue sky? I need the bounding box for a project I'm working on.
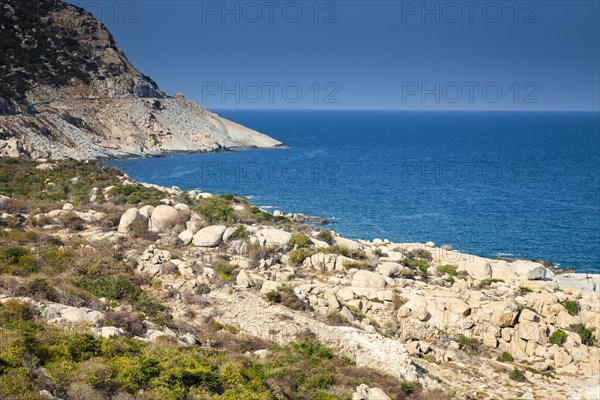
[67,0,599,111]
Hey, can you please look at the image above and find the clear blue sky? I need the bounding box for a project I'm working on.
[67,0,599,111]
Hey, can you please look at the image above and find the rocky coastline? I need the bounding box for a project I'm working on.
[0,157,598,399]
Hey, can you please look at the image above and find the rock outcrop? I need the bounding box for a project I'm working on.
[0,0,282,159]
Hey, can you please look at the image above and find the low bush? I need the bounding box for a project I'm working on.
[477,278,504,288]
[342,260,371,270]
[509,368,527,382]
[323,245,366,260]
[317,229,334,245]
[548,329,567,346]
[107,184,164,206]
[402,258,429,274]
[326,311,349,325]
[0,246,38,275]
[288,248,317,264]
[214,263,235,282]
[496,351,514,362]
[264,286,306,311]
[23,277,59,302]
[458,335,481,354]
[195,197,236,225]
[290,233,312,248]
[519,286,533,294]
[568,323,596,345]
[228,225,248,240]
[264,290,281,303]
[347,305,365,321]
[399,268,415,279]
[436,265,457,276]
[561,300,579,316]
[405,249,433,262]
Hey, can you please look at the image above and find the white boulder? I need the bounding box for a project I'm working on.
[148,205,187,233]
[352,270,387,289]
[255,229,293,247]
[512,260,548,280]
[118,208,146,235]
[178,230,194,246]
[192,225,227,247]
[458,256,492,279]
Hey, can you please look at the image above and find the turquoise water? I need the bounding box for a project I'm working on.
[110,110,600,273]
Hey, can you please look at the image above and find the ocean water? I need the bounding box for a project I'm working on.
[109,110,600,274]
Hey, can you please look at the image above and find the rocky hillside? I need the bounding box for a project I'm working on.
[0,0,282,159]
[0,158,598,400]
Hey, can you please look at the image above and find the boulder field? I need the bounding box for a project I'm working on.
[2,174,598,400]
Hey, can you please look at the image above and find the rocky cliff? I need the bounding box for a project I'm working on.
[0,0,282,159]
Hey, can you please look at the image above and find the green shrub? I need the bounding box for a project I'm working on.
[548,329,568,346]
[72,272,165,316]
[290,233,312,248]
[223,324,239,334]
[322,245,366,260]
[458,335,481,354]
[264,286,306,311]
[24,277,59,302]
[326,311,349,325]
[402,258,429,274]
[423,354,436,363]
[399,269,415,279]
[496,352,514,362]
[568,323,596,345]
[215,263,234,282]
[305,371,334,389]
[0,246,38,275]
[264,290,282,303]
[477,278,503,288]
[107,184,164,206]
[405,249,433,262]
[509,368,527,382]
[196,197,236,225]
[285,337,334,360]
[317,230,334,245]
[561,300,579,316]
[519,286,533,294]
[436,265,457,276]
[401,382,415,394]
[288,248,316,264]
[347,305,365,321]
[228,225,248,240]
[342,260,371,270]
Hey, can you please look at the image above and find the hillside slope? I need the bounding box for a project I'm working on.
[0,0,282,159]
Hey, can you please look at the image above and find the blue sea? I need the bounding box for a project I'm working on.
[109,110,600,274]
